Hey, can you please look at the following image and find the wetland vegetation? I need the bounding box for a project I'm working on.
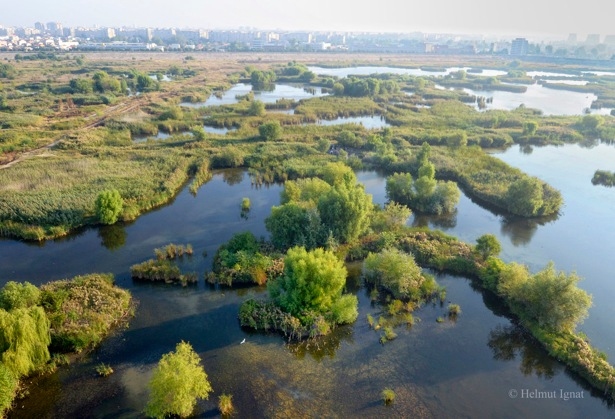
[1,52,615,417]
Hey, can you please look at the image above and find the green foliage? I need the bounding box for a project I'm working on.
[523,121,538,135]
[268,247,356,325]
[0,281,41,310]
[92,71,121,94]
[95,189,123,225]
[250,69,276,87]
[336,77,399,97]
[448,304,461,316]
[41,274,132,352]
[475,234,502,260]
[0,306,51,377]
[318,178,373,244]
[218,393,234,416]
[371,202,412,233]
[153,243,193,260]
[241,197,251,211]
[248,100,266,116]
[0,363,18,417]
[212,232,275,286]
[386,168,460,215]
[592,170,615,187]
[364,248,429,300]
[145,341,212,419]
[505,177,544,216]
[96,363,114,377]
[580,114,604,132]
[266,203,324,250]
[500,262,592,332]
[259,121,282,141]
[0,63,16,79]
[130,259,196,285]
[69,78,93,94]
[381,388,396,405]
[191,126,206,141]
[281,177,332,206]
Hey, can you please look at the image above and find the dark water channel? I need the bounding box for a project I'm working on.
[1,165,614,417]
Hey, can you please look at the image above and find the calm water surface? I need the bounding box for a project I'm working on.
[180,83,327,108]
[308,66,507,78]
[2,163,614,417]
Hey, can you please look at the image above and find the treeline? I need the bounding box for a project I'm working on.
[333,77,400,97]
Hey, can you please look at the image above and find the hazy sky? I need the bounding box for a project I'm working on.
[2,0,612,39]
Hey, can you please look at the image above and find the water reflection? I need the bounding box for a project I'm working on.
[98,223,127,251]
[221,169,245,185]
[413,210,458,229]
[488,324,559,378]
[287,326,354,362]
[500,214,558,247]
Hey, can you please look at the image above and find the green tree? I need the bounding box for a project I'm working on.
[259,121,282,141]
[191,126,206,141]
[364,248,432,300]
[498,262,592,332]
[92,71,121,94]
[248,100,266,116]
[318,180,372,244]
[265,203,324,250]
[0,363,18,417]
[281,177,332,206]
[268,247,357,324]
[371,202,412,233]
[385,173,414,205]
[0,306,51,377]
[332,82,344,95]
[519,263,591,331]
[69,78,93,94]
[0,282,40,310]
[0,63,16,79]
[145,341,212,419]
[505,177,544,216]
[580,114,603,132]
[523,121,538,135]
[95,189,123,225]
[475,234,502,260]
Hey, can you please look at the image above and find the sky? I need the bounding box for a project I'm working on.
[2,0,612,39]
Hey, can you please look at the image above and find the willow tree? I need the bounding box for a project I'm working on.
[145,341,212,419]
[0,306,51,377]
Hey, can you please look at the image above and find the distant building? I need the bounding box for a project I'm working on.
[75,27,115,40]
[510,37,529,55]
[152,28,176,42]
[604,35,615,45]
[34,22,46,32]
[281,32,313,44]
[117,27,153,42]
[586,34,601,44]
[567,33,577,43]
[47,22,63,36]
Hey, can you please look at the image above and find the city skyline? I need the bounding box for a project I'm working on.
[2,0,612,40]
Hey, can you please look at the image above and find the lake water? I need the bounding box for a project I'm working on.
[2,160,614,417]
[180,83,328,107]
[312,115,390,129]
[308,66,507,78]
[463,83,599,115]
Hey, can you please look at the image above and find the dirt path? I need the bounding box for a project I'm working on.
[0,97,145,169]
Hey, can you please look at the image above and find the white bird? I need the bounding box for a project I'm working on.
[240,338,246,344]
